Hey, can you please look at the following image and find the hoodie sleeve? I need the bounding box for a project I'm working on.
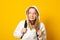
[13,20,25,38]
[39,22,46,40]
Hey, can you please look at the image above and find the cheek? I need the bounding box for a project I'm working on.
[28,14,31,18]
[28,14,31,19]
[33,14,36,18]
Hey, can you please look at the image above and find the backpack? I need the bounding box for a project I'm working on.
[21,20,39,40]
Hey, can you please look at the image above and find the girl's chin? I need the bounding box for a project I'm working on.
[31,19,33,21]
[30,19,35,21]
[29,19,36,25]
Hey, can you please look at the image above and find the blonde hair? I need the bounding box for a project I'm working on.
[26,6,40,32]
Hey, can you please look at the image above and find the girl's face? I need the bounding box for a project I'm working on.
[28,8,37,21]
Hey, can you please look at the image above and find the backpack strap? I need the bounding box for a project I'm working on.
[24,20,27,28]
[20,20,27,39]
[36,32,39,40]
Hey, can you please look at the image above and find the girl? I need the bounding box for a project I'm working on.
[13,6,46,40]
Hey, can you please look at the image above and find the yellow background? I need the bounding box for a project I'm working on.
[1,0,60,40]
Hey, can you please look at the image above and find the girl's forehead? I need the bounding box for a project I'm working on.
[29,8,36,12]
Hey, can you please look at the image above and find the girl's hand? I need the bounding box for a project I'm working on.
[21,28,27,34]
[37,30,42,37]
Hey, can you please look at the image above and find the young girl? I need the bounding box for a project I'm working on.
[13,6,46,40]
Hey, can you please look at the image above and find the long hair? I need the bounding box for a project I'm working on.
[26,6,40,32]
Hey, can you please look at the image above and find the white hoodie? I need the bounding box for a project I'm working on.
[13,20,46,40]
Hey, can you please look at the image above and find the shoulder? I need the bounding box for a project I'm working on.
[39,22,45,31]
[40,22,45,27]
[19,20,25,24]
[17,20,25,28]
